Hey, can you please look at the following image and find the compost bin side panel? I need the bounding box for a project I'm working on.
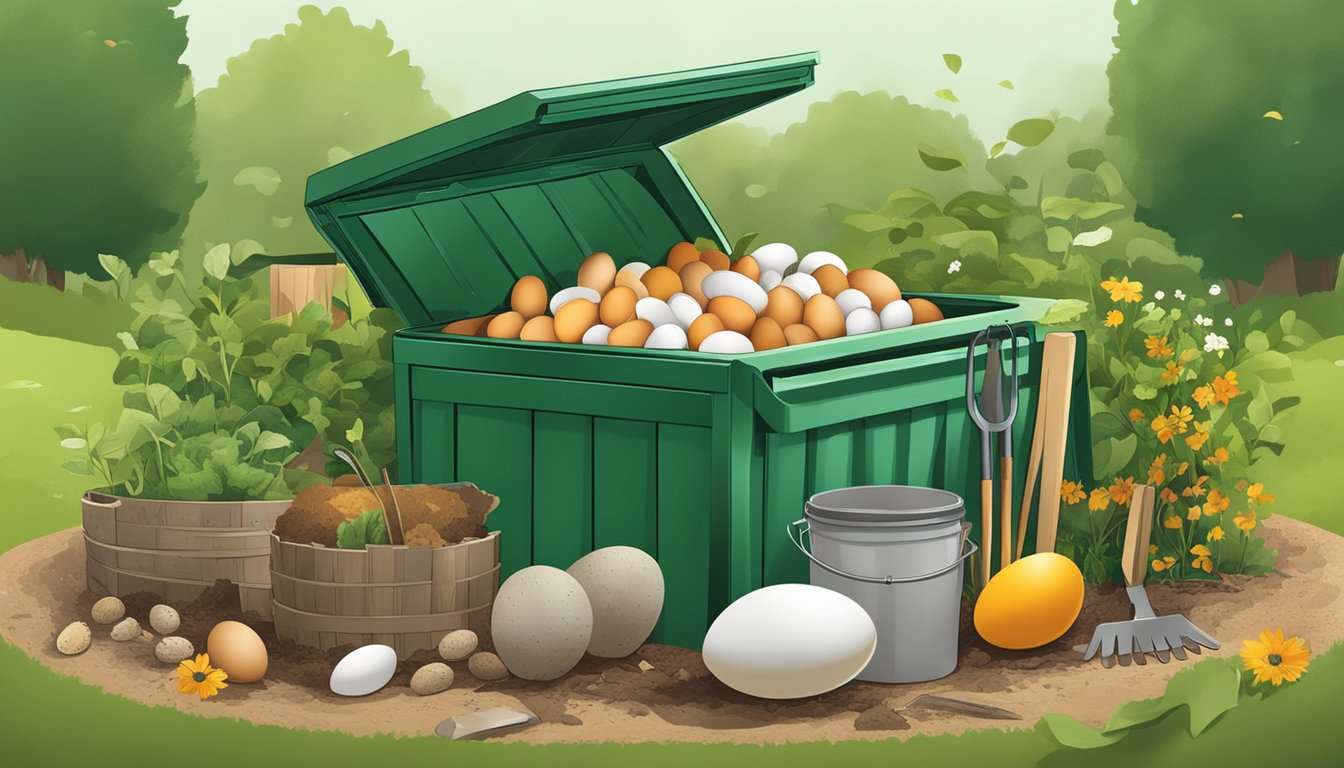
[455,404,534,580]
[531,412,594,569]
[651,423,713,647]
[593,418,658,553]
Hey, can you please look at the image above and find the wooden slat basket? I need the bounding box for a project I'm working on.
[82,491,289,619]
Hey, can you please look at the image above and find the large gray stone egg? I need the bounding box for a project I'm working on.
[490,566,592,681]
[567,546,664,658]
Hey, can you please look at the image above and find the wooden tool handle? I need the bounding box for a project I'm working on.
[1121,484,1156,587]
[999,456,1013,567]
[1015,396,1046,560]
[979,478,994,589]
[1033,332,1077,554]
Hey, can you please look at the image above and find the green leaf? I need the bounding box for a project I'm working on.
[997,79,1014,90]
[233,166,281,196]
[145,383,181,419]
[918,150,963,171]
[989,140,1007,158]
[116,332,139,351]
[1039,299,1088,325]
[1006,175,1029,191]
[336,508,390,549]
[1006,118,1055,147]
[1095,433,1138,478]
[845,213,897,233]
[941,53,962,74]
[1066,148,1106,171]
[1246,389,1273,429]
[1133,384,1158,401]
[1244,330,1269,354]
[1072,226,1114,247]
[934,88,959,103]
[97,253,130,281]
[1041,196,1125,221]
[730,232,759,259]
[1095,161,1124,197]
[692,236,720,252]
[203,244,231,281]
[1045,226,1073,253]
[345,417,365,444]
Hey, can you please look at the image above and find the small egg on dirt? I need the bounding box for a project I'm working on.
[468,651,511,682]
[110,617,141,642]
[207,620,268,683]
[155,636,194,664]
[410,662,455,695]
[91,596,125,625]
[56,621,92,655]
[149,604,180,635]
[438,629,479,661]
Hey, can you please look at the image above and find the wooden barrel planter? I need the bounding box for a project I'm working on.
[82,491,289,620]
[269,531,501,659]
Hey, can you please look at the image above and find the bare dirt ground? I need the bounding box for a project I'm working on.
[2,518,1340,745]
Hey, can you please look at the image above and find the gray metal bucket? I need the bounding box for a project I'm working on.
[789,486,976,684]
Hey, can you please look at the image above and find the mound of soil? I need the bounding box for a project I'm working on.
[272,482,497,548]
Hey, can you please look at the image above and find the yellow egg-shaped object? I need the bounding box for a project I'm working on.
[973,553,1084,650]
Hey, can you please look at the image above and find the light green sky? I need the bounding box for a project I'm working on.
[176,0,1118,144]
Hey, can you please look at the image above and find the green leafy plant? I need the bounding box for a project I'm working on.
[336,508,390,549]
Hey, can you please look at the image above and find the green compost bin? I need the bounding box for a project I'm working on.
[305,53,1093,650]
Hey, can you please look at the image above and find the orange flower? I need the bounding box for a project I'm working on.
[1152,556,1177,572]
[1109,476,1136,506]
[1060,480,1086,505]
[1183,475,1209,498]
[1208,525,1225,542]
[1234,510,1258,532]
[1151,413,1175,444]
[1088,488,1111,511]
[1160,487,1179,504]
[1185,421,1211,452]
[1212,371,1241,405]
[1101,275,1144,303]
[1147,454,1167,485]
[1145,336,1174,359]
[1128,407,1144,422]
[1247,482,1276,505]
[1190,544,1214,573]
[1167,405,1194,433]
[1205,447,1230,467]
[1161,360,1183,384]
[1187,505,1203,521]
[1203,488,1231,516]
[1193,384,1216,409]
[1105,310,1124,328]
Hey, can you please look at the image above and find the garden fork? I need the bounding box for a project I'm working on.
[1081,484,1221,667]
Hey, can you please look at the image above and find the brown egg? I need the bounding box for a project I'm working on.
[803,294,845,340]
[486,311,526,339]
[666,241,701,272]
[641,266,683,301]
[687,313,725,350]
[708,296,757,335]
[783,324,820,346]
[520,315,559,342]
[679,261,713,307]
[608,319,655,347]
[614,269,651,299]
[749,316,787,351]
[730,255,762,282]
[847,269,901,311]
[908,297,945,324]
[510,275,548,319]
[577,252,617,295]
[441,315,490,336]
[700,249,731,271]
[762,285,805,328]
[599,286,638,327]
[207,620,267,683]
[554,299,599,343]
[811,264,849,298]
[473,315,498,337]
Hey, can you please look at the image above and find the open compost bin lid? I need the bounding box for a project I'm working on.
[305,52,819,327]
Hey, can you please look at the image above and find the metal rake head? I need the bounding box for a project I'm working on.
[1082,614,1221,668]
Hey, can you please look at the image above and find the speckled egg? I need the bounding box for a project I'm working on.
[567,546,665,659]
[149,604,180,635]
[410,662,455,695]
[56,621,92,655]
[155,636,194,664]
[91,596,125,625]
[110,617,141,642]
[490,565,593,681]
[468,652,510,682]
[438,629,479,662]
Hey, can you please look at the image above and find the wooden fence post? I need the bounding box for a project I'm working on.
[269,263,349,328]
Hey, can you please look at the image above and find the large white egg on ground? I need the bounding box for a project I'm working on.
[491,566,593,681]
[567,546,665,658]
[330,644,397,697]
[702,584,876,699]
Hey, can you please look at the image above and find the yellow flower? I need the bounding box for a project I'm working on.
[1240,628,1310,686]
[1105,310,1124,328]
[176,653,228,700]
[1164,515,1183,529]
[1060,480,1086,505]
[1101,275,1144,303]
[1234,509,1258,532]
[1187,505,1202,521]
[1212,371,1242,405]
[1145,336,1174,359]
[1161,360,1183,384]
[1183,475,1209,498]
[1151,556,1177,572]
[1168,405,1194,433]
[1235,478,1249,492]
[1208,526,1225,541]
[1247,482,1276,505]
[1185,421,1211,452]
[1088,488,1111,511]
[1147,453,1167,485]
[1204,447,1230,467]
[1128,407,1144,422]
[1190,544,1214,573]
[1160,487,1179,504]
[1203,488,1231,516]
[1193,384,1216,409]
[1176,461,1189,476]
[1151,414,1175,444]
[1109,476,1136,506]
[1148,544,1158,556]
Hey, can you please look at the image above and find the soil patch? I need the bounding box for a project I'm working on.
[2,517,1341,745]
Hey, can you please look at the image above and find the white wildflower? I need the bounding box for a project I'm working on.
[948,260,962,274]
[1174,289,1186,300]
[1209,284,1222,296]
[1204,333,1229,352]
[1154,290,1165,300]
[1195,314,1213,327]
[1224,317,1233,327]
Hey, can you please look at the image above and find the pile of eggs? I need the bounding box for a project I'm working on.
[441,241,945,353]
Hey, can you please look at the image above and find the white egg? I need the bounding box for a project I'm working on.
[549,286,602,315]
[835,288,872,317]
[702,584,876,700]
[567,546,665,658]
[617,261,652,279]
[698,330,755,354]
[635,297,678,329]
[644,323,689,350]
[491,566,593,681]
[879,299,915,330]
[330,644,398,697]
[750,242,798,275]
[667,293,703,329]
[797,251,848,275]
[701,271,768,313]
[582,324,612,345]
[781,273,822,302]
[845,307,882,336]
[758,270,783,292]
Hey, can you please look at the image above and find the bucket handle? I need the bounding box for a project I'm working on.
[787,519,979,585]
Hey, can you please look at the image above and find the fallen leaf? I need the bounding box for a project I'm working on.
[1263,110,1283,120]
[942,53,962,74]
[998,79,1015,90]
[638,660,655,672]
[934,88,959,103]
